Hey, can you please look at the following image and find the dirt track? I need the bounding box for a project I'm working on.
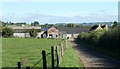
[69,39,120,69]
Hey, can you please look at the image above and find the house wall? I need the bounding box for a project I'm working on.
[59,34,67,39]
[65,33,79,38]
[95,24,103,31]
[73,34,79,38]
[13,33,27,37]
[47,27,59,38]
[66,34,72,38]
[37,33,41,38]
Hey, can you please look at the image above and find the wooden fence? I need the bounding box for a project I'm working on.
[17,39,67,69]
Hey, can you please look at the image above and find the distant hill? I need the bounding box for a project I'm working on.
[76,22,113,27]
[55,22,114,27]
[55,23,66,25]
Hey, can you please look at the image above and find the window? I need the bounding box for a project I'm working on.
[52,30,54,32]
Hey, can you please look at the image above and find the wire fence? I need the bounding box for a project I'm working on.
[17,39,67,69]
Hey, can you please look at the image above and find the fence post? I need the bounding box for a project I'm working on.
[51,46,54,69]
[65,40,67,50]
[63,41,65,54]
[18,62,21,69]
[60,43,62,58]
[42,50,47,69]
[56,46,59,67]
[61,42,63,56]
[26,66,30,69]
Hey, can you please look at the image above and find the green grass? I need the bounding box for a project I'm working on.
[2,38,63,67]
[59,40,83,68]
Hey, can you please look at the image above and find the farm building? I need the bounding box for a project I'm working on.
[41,27,59,38]
[9,26,41,38]
[8,26,91,38]
[41,26,91,39]
[89,24,108,31]
[57,27,91,38]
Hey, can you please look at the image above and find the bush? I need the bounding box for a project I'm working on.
[37,37,40,39]
[2,27,14,38]
[77,27,120,53]
[29,28,37,38]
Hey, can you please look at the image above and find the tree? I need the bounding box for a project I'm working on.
[2,27,14,38]
[31,23,34,26]
[66,23,76,27]
[112,21,118,28]
[34,21,39,26]
[29,28,37,38]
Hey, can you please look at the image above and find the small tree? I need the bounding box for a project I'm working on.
[2,27,14,38]
[112,21,118,28]
[29,28,37,38]
[66,23,76,27]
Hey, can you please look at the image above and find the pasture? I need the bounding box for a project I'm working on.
[2,38,63,67]
[2,38,83,68]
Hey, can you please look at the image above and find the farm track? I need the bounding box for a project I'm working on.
[69,39,120,69]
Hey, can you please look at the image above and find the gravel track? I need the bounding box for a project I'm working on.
[69,39,120,69]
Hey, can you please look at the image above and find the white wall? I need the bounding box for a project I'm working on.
[73,34,79,38]
[13,33,26,37]
[67,34,72,38]
[14,33,41,38]
[66,34,79,38]
[37,33,41,38]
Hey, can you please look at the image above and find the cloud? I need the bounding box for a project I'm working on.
[99,10,108,12]
[1,12,117,24]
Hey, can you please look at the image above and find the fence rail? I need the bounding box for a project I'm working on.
[17,39,67,69]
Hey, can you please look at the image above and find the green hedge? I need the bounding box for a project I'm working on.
[77,27,120,54]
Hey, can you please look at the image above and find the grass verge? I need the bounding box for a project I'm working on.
[59,40,83,69]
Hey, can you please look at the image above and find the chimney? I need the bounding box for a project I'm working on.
[98,24,101,27]
[105,24,108,31]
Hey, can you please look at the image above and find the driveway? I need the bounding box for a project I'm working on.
[69,39,120,69]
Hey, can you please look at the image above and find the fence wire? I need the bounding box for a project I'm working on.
[17,39,67,69]
[31,52,51,69]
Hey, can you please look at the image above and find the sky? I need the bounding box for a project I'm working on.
[0,1,118,24]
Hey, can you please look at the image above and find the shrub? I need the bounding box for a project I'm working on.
[77,27,120,53]
[28,28,37,38]
[37,37,40,39]
[2,27,14,38]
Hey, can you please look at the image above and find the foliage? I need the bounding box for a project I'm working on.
[37,37,40,39]
[112,21,118,28]
[31,23,34,26]
[2,27,14,38]
[65,23,76,27]
[77,27,120,58]
[28,28,37,38]
[33,21,39,26]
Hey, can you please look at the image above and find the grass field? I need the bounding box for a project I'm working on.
[2,38,83,68]
[2,38,63,67]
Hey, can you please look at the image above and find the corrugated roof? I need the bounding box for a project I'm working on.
[57,27,91,34]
